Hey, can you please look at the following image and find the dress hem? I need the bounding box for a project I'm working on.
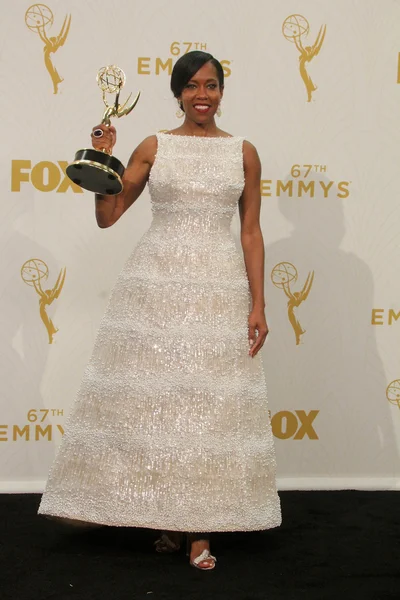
[38,508,282,533]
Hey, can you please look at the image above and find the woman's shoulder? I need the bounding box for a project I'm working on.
[243,138,258,159]
[242,139,261,172]
[133,134,158,155]
[139,134,158,146]
[242,139,258,151]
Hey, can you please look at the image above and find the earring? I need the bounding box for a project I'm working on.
[216,104,222,118]
[176,100,184,119]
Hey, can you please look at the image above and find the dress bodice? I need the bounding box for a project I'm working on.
[148,133,245,235]
[132,132,248,286]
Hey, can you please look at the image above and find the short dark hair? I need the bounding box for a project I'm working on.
[170,51,224,104]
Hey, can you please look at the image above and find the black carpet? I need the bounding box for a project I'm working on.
[1,491,399,600]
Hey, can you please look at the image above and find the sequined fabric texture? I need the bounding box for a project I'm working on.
[38,133,282,532]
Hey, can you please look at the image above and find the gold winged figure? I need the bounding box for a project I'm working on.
[38,14,71,94]
[282,271,315,345]
[32,267,66,344]
[101,86,141,126]
[294,25,326,102]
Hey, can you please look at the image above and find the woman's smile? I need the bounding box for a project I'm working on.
[193,104,211,114]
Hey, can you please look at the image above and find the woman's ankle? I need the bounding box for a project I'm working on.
[188,532,210,542]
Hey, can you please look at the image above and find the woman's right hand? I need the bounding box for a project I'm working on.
[91,124,117,154]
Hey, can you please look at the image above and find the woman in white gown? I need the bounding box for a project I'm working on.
[38,51,281,570]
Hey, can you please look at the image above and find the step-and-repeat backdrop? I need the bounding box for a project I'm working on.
[1,0,400,492]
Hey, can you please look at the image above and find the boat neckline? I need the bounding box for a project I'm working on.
[158,132,241,140]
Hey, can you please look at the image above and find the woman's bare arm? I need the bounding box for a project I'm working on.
[239,140,269,357]
[95,135,157,228]
[239,141,265,309]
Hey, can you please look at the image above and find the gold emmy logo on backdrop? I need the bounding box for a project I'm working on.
[25,4,71,94]
[371,309,400,326]
[137,42,231,78]
[21,259,66,344]
[386,380,400,409]
[0,407,65,442]
[271,262,314,345]
[260,164,351,199]
[282,15,326,102]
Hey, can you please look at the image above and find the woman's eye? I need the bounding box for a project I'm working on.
[185,84,196,89]
[207,84,217,89]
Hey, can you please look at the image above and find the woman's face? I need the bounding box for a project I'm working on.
[178,61,223,123]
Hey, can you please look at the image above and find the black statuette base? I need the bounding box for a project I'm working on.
[66,148,125,195]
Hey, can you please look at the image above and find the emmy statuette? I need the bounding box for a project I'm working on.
[66,65,140,195]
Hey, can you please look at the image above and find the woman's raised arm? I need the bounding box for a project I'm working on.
[92,127,157,228]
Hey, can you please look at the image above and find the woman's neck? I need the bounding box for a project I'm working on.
[179,119,219,137]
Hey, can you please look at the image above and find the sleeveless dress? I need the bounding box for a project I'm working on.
[38,133,282,532]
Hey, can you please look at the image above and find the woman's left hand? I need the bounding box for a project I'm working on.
[248,308,269,357]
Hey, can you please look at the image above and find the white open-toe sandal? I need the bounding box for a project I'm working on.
[186,535,217,570]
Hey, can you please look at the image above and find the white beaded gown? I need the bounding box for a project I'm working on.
[38,132,282,532]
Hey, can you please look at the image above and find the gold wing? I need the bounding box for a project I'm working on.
[310,25,326,59]
[297,271,314,302]
[49,268,66,301]
[117,91,141,118]
[55,15,71,50]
